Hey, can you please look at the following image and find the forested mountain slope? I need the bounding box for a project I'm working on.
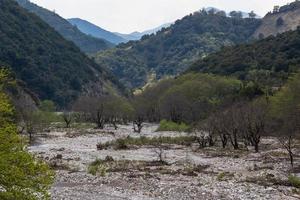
[0,0,123,107]
[16,0,113,53]
[93,10,261,88]
[189,27,300,87]
[253,1,300,39]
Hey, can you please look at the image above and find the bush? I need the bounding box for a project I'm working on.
[157,120,190,132]
[98,136,197,150]
[289,175,300,188]
[88,159,107,176]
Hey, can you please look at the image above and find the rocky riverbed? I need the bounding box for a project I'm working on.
[29,124,300,200]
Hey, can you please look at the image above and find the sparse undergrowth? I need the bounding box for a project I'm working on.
[243,174,291,187]
[97,136,197,150]
[88,157,210,177]
[156,120,191,132]
[288,175,300,188]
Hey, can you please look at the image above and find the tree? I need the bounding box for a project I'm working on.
[241,100,267,152]
[0,68,54,199]
[62,111,74,128]
[270,73,300,166]
[131,95,149,133]
[248,11,257,18]
[229,11,243,18]
[276,17,284,27]
[73,96,106,129]
[273,6,280,13]
[39,100,56,112]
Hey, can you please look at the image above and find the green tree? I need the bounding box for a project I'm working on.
[0,68,54,199]
[270,72,300,166]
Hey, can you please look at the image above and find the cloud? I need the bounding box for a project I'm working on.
[31,0,293,33]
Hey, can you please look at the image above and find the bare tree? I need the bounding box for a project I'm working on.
[62,111,73,128]
[73,96,105,129]
[240,101,267,152]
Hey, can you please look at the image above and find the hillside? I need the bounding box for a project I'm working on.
[189,27,300,87]
[16,0,113,53]
[68,18,127,44]
[93,10,261,88]
[0,0,123,107]
[253,0,300,39]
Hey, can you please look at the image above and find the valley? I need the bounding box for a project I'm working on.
[1,0,300,199]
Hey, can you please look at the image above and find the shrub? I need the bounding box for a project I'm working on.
[98,136,197,150]
[289,175,300,188]
[157,120,190,132]
[88,159,107,176]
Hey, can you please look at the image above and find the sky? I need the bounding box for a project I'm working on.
[31,0,294,34]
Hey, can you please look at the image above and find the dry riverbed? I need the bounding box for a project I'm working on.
[29,124,300,200]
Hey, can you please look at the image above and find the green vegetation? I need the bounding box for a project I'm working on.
[289,175,300,188]
[99,136,197,150]
[0,69,54,199]
[134,73,241,124]
[189,27,300,88]
[16,0,113,53]
[88,159,108,176]
[157,120,190,132]
[0,0,122,107]
[93,10,261,88]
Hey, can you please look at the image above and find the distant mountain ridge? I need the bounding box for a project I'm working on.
[68,18,172,43]
[115,23,173,41]
[68,18,127,44]
[15,0,113,53]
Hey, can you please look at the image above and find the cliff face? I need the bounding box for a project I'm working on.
[253,1,300,39]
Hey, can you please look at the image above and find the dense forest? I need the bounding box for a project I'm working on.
[0,0,123,107]
[93,10,261,88]
[16,0,113,53]
[189,27,300,88]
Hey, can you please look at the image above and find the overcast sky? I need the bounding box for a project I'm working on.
[31,0,293,34]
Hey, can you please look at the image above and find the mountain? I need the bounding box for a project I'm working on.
[15,0,113,53]
[68,18,172,43]
[93,10,261,88]
[68,18,127,44]
[189,27,300,87]
[253,1,300,39]
[0,0,123,107]
[115,23,173,41]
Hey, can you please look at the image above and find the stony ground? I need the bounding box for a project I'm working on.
[29,124,300,200]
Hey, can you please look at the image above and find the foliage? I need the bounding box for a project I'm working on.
[189,27,300,88]
[16,0,113,53]
[88,159,107,176]
[136,73,241,124]
[288,175,300,188]
[39,100,56,112]
[93,10,261,88]
[100,136,197,150]
[157,120,190,132]
[0,0,122,107]
[0,69,54,200]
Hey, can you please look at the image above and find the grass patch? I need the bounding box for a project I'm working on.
[243,174,290,187]
[289,175,300,188]
[88,159,108,176]
[157,120,190,132]
[88,158,210,177]
[216,172,234,181]
[98,136,197,150]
